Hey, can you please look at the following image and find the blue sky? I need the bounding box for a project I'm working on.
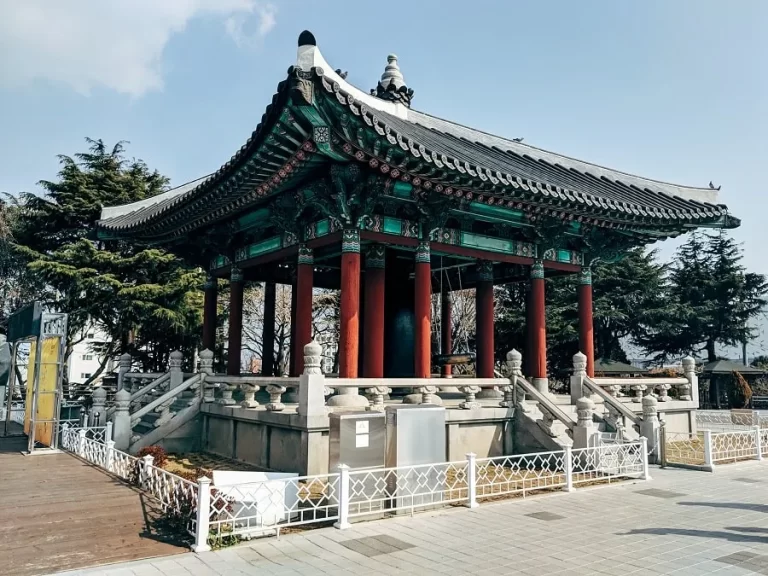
[1,0,766,354]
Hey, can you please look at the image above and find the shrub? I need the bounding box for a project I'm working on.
[136,445,168,468]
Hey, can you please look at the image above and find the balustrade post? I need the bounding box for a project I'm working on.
[366,385,390,412]
[570,352,587,405]
[466,453,479,508]
[78,429,87,457]
[703,430,714,471]
[105,421,113,442]
[199,349,214,402]
[659,418,667,468]
[192,476,212,553]
[572,397,597,450]
[117,353,132,391]
[299,341,330,416]
[334,464,351,530]
[169,350,184,389]
[755,425,763,461]
[91,387,107,427]
[141,454,154,489]
[502,349,522,408]
[656,383,671,402]
[112,388,132,451]
[419,385,440,405]
[105,440,115,472]
[682,356,697,404]
[218,383,237,406]
[640,395,660,464]
[459,386,481,410]
[640,436,651,481]
[630,384,647,403]
[266,384,287,412]
[241,383,260,408]
[563,446,574,492]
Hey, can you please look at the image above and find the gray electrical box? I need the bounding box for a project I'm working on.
[329,411,387,519]
[329,411,386,471]
[385,404,446,512]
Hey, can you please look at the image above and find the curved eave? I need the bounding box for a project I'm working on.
[97,70,314,241]
[310,69,734,232]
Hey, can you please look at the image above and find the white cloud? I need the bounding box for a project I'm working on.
[0,0,278,97]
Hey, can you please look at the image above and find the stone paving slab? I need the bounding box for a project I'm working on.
[51,461,768,575]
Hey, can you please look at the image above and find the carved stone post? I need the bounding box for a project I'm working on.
[169,350,183,389]
[117,353,132,392]
[570,351,587,405]
[630,383,647,403]
[419,385,440,405]
[655,383,671,402]
[366,385,391,412]
[266,384,287,412]
[218,383,237,406]
[112,388,131,451]
[299,341,331,417]
[459,385,481,410]
[572,396,597,449]
[682,356,697,403]
[241,383,259,408]
[502,349,522,408]
[199,349,215,403]
[640,395,660,463]
[91,387,107,427]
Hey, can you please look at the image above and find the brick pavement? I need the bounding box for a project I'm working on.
[52,462,768,575]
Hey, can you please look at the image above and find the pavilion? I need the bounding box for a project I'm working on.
[98,31,738,406]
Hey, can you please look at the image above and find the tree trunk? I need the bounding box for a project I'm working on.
[706,339,716,363]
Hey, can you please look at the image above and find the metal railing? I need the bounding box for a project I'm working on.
[661,426,768,471]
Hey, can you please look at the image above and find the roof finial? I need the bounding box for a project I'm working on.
[373,53,414,107]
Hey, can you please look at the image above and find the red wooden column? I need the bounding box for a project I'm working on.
[289,278,298,376]
[329,229,367,407]
[529,260,548,393]
[475,261,495,379]
[578,267,595,378]
[262,281,276,376]
[202,275,218,353]
[227,267,244,376]
[414,241,432,379]
[339,229,361,378]
[363,245,386,378]
[292,245,314,375]
[441,286,452,378]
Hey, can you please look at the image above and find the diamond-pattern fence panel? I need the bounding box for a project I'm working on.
[571,443,644,484]
[347,461,468,518]
[475,451,567,499]
[208,473,340,539]
[710,430,758,463]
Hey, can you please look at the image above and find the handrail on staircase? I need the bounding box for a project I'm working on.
[130,374,204,427]
[582,375,642,427]
[107,372,171,419]
[515,375,576,431]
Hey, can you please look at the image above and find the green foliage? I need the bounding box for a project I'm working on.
[496,248,668,378]
[638,231,768,363]
[4,138,205,375]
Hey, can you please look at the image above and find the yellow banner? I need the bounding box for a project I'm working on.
[23,337,61,446]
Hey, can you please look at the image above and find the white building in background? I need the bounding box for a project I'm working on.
[67,324,112,385]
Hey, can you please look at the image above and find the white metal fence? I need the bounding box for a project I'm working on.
[59,424,649,553]
[663,427,768,470]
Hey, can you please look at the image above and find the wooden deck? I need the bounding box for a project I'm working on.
[0,440,185,576]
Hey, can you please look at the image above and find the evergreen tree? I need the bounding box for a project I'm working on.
[639,231,767,362]
[8,139,205,377]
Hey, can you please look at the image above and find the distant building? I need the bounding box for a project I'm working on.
[66,324,112,385]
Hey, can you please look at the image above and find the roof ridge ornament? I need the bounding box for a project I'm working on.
[372,54,414,108]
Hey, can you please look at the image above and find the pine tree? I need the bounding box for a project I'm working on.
[639,231,768,362]
[8,139,205,377]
